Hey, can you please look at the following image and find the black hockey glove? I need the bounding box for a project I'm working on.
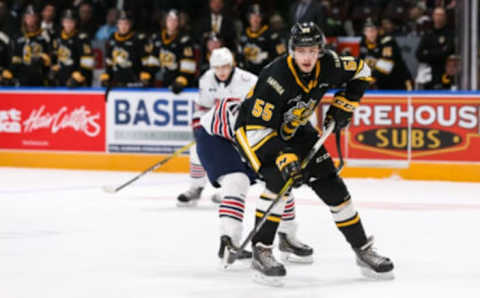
[171,76,187,94]
[276,152,303,188]
[325,93,359,132]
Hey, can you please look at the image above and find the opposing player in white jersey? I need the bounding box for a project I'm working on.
[177,48,258,206]
[197,88,314,263]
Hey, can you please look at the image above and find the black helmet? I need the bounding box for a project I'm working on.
[23,4,38,16]
[363,17,377,29]
[289,22,326,55]
[61,9,77,21]
[118,10,133,23]
[247,4,263,17]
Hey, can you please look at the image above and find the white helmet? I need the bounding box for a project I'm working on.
[210,47,233,68]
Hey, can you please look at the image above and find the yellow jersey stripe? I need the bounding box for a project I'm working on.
[251,131,277,152]
[235,127,261,172]
[255,211,281,223]
[336,214,360,228]
[246,125,267,131]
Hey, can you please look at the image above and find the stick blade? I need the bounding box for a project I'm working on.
[102,185,118,193]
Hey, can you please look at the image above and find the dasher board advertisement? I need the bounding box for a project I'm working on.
[0,89,106,152]
[106,89,196,154]
[319,92,480,163]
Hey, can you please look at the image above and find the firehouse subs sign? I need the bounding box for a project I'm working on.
[319,92,480,162]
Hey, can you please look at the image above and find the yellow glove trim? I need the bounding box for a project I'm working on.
[100,73,110,81]
[332,96,359,113]
[2,69,13,80]
[72,71,85,83]
[275,153,299,172]
[175,76,188,86]
[140,71,151,81]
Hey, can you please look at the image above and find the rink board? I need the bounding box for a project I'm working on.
[1,88,480,182]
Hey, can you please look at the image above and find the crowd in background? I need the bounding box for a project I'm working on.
[0,0,459,90]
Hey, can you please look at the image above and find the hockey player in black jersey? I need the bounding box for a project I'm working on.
[148,9,197,93]
[235,22,394,285]
[10,5,52,86]
[237,4,286,75]
[50,10,94,87]
[100,11,151,87]
[0,29,13,86]
[359,18,413,90]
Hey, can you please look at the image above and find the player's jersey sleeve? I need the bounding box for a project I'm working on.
[78,33,95,78]
[231,69,258,99]
[330,52,373,102]
[177,35,197,87]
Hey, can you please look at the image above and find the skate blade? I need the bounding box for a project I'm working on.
[176,200,200,207]
[210,193,222,204]
[279,251,314,264]
[359,266,395,280]
[252,270,285,287]
[221,248,234,270]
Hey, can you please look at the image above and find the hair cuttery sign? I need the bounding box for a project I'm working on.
[0,90,106,152]
[319,92,480,162]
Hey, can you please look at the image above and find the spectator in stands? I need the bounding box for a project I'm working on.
[237,4,286,75]
[322,0,348,37]
[0,25,12,86]
[40,2,56,37]
[148,9,197,92]
[350,1,381,35]
[50,9,94,87]
[10,5,52,86]
[0,0,18,36]
[269,12,287,36]
[379,17,401,36]
[359,18,413,90]
[198,31,223,75]
[289,0,326,30]
[95,7,118,40]
[78,1,97,38]
[438,54,459,90]
[196,0,236,53]
[405,2,430,36]
[100,10,151,87]
[415,6,454,90]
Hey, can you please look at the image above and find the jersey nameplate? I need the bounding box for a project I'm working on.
[267,76,285,95]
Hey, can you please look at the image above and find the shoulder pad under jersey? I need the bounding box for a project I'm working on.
[380,36,392,44]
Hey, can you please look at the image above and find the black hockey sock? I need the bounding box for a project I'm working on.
[337,217,368,248]
[252,210,281,246]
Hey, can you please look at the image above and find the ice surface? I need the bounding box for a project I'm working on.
[1,167,479,298]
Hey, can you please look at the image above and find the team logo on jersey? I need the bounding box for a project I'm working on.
[281,99,316,140]
[23,43,43,65]
[58,45,73,65]
[243,44,268,64]
[112,47,132,68]
[159,50,177,70]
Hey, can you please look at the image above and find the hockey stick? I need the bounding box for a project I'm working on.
[335,131,345,173]
[102,141,195,193]
[224,121,336,267]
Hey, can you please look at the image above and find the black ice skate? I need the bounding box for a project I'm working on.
[218,235,252,267]
[176,187,203,207]
[278,232,314,264]
[353,236,394,280]
[251,242,286,287]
